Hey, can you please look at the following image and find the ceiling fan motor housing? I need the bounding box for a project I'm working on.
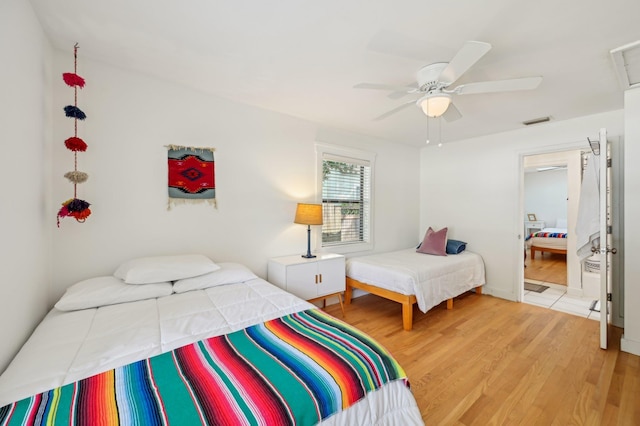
[416,62,448,92]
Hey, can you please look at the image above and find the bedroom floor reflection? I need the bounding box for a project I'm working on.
[523,280,602,321]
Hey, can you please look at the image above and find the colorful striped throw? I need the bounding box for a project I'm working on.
[0,309,408,425]
[526,231,567,241]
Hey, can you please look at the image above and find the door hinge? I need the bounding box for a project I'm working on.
[607,225,612,234]
[607,158,612,167]
[607,293,612,302]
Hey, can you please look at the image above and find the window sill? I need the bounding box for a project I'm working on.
[320,242,373,254]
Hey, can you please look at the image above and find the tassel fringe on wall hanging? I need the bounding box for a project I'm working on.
[57,43,92,227]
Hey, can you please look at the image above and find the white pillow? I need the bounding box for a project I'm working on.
[114,254,220,284]
[55,276,172,311]
[172,262,258,293]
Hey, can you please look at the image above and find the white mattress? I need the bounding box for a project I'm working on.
[528,227,568,250]
[0,277,423,425]
[346,248,486,312]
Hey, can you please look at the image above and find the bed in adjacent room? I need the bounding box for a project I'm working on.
[527,227,568,259]
[345,232,486,331]
[0,255,423,425]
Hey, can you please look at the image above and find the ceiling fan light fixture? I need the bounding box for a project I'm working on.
[418,93,451,117]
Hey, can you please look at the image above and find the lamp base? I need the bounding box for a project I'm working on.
[301,224,317,259]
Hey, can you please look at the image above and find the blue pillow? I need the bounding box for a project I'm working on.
[446,239,467,254]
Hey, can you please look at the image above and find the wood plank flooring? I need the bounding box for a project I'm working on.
[323,292,640,425]
[525,248,567,285]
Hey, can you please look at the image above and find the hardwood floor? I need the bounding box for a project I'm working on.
[525,248,567,285]
[324,292,640,425]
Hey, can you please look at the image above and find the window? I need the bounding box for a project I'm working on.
[316,144,375,252]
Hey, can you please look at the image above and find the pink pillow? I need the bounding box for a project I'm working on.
[417,227,448,256]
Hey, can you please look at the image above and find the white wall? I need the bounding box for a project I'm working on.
[622,87,640,356]
[0,0,53,372]
[50,52,420,301]
[419,110,623,302]
[524,169,568,228]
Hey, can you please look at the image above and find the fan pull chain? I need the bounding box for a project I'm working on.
[425,116,430,144]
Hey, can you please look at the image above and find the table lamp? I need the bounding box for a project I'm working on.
[294,203,323,258]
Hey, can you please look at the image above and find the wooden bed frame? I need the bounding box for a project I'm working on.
[530,246,567,260]
[344,277,482,331]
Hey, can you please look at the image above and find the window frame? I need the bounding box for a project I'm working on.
[316,143,375,254]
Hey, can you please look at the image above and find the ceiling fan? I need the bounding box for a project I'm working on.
[354,41,542,122]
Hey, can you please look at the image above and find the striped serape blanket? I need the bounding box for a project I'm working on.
[0,309,407,425]
[526,231,567,241]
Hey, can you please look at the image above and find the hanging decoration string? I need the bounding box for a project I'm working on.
[58,43,91,227]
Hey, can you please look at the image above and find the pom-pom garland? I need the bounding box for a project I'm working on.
[62,72,85,88]
[64,105,86,120]
[64,136,87,152]
[58,43,92,227]
[64,171,89,184]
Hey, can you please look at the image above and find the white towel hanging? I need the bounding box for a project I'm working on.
[575,154,600,261]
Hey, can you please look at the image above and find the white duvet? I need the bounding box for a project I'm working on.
[0,277,423,425]
[346,248,486,312]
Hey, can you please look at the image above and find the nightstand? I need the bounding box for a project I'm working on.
[525,220,545,236]
[268,253,345,316]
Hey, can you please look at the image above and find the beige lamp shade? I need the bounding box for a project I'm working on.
[294,203,323,225]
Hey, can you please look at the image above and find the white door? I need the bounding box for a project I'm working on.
[598,128,612,350]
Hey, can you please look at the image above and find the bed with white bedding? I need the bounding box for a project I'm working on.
[526,227,568,259]
[0,258,423,425]
[345,249,486,331]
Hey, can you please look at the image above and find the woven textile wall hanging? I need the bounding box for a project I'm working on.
[167,145,216,209]
[57,43,91,227]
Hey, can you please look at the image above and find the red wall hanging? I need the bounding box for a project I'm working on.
[57,43,91,227]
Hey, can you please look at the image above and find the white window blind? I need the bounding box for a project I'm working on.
[321,154,371,247]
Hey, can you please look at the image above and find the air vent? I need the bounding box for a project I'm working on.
[522,116,551,126]
[611,40,640,89]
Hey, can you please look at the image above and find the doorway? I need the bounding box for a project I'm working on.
[520,149,598,318]
[523,163,568,286]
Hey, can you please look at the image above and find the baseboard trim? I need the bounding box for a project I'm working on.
[483,286,516,302]
[621,335,640,356]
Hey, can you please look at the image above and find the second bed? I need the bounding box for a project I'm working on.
[345,248,486,331]
[527,227,568,259]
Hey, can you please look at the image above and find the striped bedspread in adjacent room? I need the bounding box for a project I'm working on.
[0,309,408,425]
[526,231,567,240]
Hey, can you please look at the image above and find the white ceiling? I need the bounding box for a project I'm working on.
[30,0,640,147]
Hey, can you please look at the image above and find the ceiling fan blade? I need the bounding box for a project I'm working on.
[453,76,543,95]
[353,82,414,92]
[438,41,492,85]
[388,83,418,99]
[373,100,415,121]
[442,102,462,122]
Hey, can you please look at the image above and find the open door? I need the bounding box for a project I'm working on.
[597,128,612,349]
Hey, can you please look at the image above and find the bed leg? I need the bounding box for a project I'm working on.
[344,281,353,305]
[476,286,483,295]
[446,298,453,310]
[530,247,536,260]
[402,302,413,331]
